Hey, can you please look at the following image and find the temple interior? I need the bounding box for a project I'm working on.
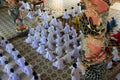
[0,0,120,80]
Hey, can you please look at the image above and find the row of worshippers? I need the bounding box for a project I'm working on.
[25,19,84,70]
[0,37,41,80]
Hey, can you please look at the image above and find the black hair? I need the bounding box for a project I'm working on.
[0,54,3,57]
[32,71,37,76]
[10,68,14,73]
[52,16,54,18]
[1,37,4,40]
[5,41,8,44]
[77,3,80,6]
[34,75,38,80]
[5,61,9,64]
[12,48,15,51]
[73,63,77,68]
[25,62,29,66]
[65,9,67,11]
[17,55,21,58]
[71,7,74,9]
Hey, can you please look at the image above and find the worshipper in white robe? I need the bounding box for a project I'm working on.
[57,19,63,30]
[76,3,82,15]
[0,54,9,66]
[70,7,75,18]
[3,61,14,75]
[31,38,39,49]
[70,27,77,38]
[19,0,30,10]
[35,8,42,16]
[50,16,58,27]
[16,55,25,68]
[63,34,70,42]
[107,60,113,69]
[40,36,47,45]
[55,28,61,37]
[55,35,62,46]
[47,33,54,43]
[0,49,3,54]
[116,73,120,80]
[55,45,63,57]
[47,40,55,50]
[48,25,55,33]
[70,45,80,58]
[42,20,49,29]
[25,34,34,44]
[63,40,70,51]
[70,37,77,45]
[0,37,7,48]
[63,23,71,34]
[61,51,72,64]
[52,56,65,70]
[71,63,82,80]
[112,47,120,62]
[36,44,46,55]
[11,48,20,60]
[62,9,70,20]
[40,10,48,21]
[44,49,55,61]
[41,28,47,37]
[5,41,14,54]
[8,68,20,80]
[35,23,42,32]
[34,31,41,41]
[29,27,35,35]
[23,62,33,77]
[31,71,41,80]
[77,30,84,40]
[27,10,34,19]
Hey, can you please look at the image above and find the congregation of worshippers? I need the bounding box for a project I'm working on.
[0,0,120,80]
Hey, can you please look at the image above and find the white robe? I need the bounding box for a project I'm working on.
[27,11,34,19]
[0,39,6,47]
[107,61,113,69]
[40,12,48,21]
[112,47,120,62]
[55,36,62,46]
[70,9,75,17]
[71,67,81,80]
[44,50,55,61]
[76,5,82,14]
[21,2,30,10]
[31,39,39,49]
[70,47,80,58]
[50,18,58,26]
[5,43,14,54]
[64,24,70,34]
[29,28,35,35]
[0,56,9,66]
[40,36,47,45]
[35,8,42,16]
[11,50,20,60]
[3,63,14,75]
[36,44,46,55]
[42,20,49,29]
[48,26,55,33]
[16,57,25,68]
[47,41,55,50]
[116,73,120,80]
[52,57,65,70]
[47,33,54,43]
[23,65,33,77]
[35,24,42,32]
[61,53,71,64]
[8,72,20,80]
[41,28,47,37]
[25,34,34,44]
[62,11,70,19]
[57,20,63,30]
[55,46,63,57]
[34,31,41,41]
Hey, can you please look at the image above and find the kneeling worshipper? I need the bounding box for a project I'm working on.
[0,37,7,48]
[11,48,20,60]
[55,45,63,57]
[31,38,39,49]
[62,9,70,23]
[112,47,120,62]
[36,44,46,55]
[5,41,14,54]
[29,27,35,35]
[107,60,113,70]
[35,7,42,17]
[76,3,82,15]
[111,29,120,43]
[34,31,41,41]
[57,19,63,30]
[40,10,48,21]
[27,10,34,19]
[19,0,31,10]
[0,54,9,66]
[23,62,33,77]
[35,23,42,32]
[16,55,26,68]
[25,34,34,44]
[63,23,71,34]
[52,56,65,70]
[40,36,47,45]
[70,7,75,18]
[44,48,55,61]
[8,68,20,80]
[55,35,63,46]
[3,61,14,75]
[42,20,49,29]
[70,45,80,58]
[71,63,82,80]
[50,16,58,27]
[31,71,41,80]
